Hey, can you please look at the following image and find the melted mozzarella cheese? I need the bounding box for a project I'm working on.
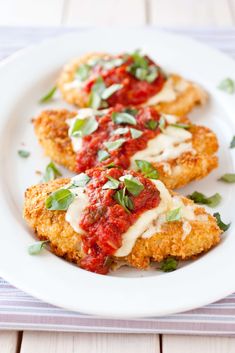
[130,126,194,168]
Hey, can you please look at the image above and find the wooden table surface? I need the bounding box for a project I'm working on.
[1,0,235,352]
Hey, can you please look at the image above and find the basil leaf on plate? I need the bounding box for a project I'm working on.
[104,138,126,151]
[28,240,49,255]
[127,50,158,83]
[71,173,90,187]
[114,187,133,213]
[101,84,123,100]
[130,128,143,139]
[88,77,106,109]
[218,173,235,183]
[135,160,159,179]
[71,116,98,137]
[112,112,137,126]
[166,207,181,222]
[159,115,166,132]
[102,176,120,190]
[213,212,231,232]
[76,64,91,81]
[42,162,62,182]
[146,120,158,130]
[45,189,75,211]
[18,149,30,158]
[230,136,235,148]
[170,123,190,130]
[40,86,57,103]
[187,191,221,208]
[121,175,144,196]
[218,78,235,94]
[98,150,110,162]
[160,257,178,272]
[123,108,138,116]
[112,127,129,136]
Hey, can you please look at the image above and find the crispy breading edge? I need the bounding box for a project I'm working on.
[23,178,222,270]
[57,53,207,116]
[33,109,218,190]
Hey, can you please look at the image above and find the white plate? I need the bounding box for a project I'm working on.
[0,28,235,318]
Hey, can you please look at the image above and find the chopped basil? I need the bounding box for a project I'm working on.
[219,173,235,183]
[71,116,98,137]
[114,187,133,213]
[123,108,138,116]
[213,212,231,232]
[230,136,235,148]
[71,173,90,187]
[160,257,178,272]
[121,175,144,196]
[146,120,158,130]
[127,50,158,83]
[187,191,221,208]
[42,162,62,182]
[159,115,166,132]
[104,138,126,151]
[97,57,125,71]
[101,84,123,100]
[218,78,235,94]
[45,189,75,211]
[28,240,49,255]
[88,77,106,109]
[112,127,129,135]
[40,86,57,103]
[166,207,181,222]
[98,150,110,162]
[130,128,143,139]
[103,162,117,169]
[18,149,30,158]
[102,176,120,190]
[135,160,159,179]
[170,123,190,130]
[111,112,137,125]
[76,64,91,81]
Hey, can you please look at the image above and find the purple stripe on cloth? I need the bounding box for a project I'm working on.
[0,26,235,335]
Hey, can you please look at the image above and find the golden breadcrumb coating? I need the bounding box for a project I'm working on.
[34,109,218,190]
[57,53,207,115]
[23,179,222,271]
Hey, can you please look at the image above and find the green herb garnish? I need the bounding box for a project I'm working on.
[102,176,120,190]
[112,127,129,136]
[187,191,221,208]
[160,257,178,272]
[40,86,57,103]
[127,50,158,83]
[88,77,106,109]
[166,207,181,222]
[71,116,98,137]
[112,112,137,125]
[218,78,235,94]
[121,175,144,196]
[101,84,123,100]
[230,136,235,148]
[159,115,166,132]
[42,162,62,182]
[18,150,30,158]
[45,189,75,211]
[104,138,126,151]
[76,64,91,81]
[219,173,235,183]
[98,150,110,162]
[146,120,158,130]
[71,173,90,187]
[123,108,138,116]
[28,240,49,255]
[213,212,231,232]
[170,123,190,130]
[135,160,159,179]
[114,187,133,213]
[130,128,143,139]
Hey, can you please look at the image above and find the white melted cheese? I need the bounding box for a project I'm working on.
[143,77,189,106]
[130,125,194,168]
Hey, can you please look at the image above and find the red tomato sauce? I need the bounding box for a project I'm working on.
[84,55,165,106]
[79,167,160,274]
[75,105,164,173]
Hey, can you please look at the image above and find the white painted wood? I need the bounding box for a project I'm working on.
[149,0,234,26]
[0,0,64,26]
[163,335,235,353]
[63,0,146,26]
[20,332,159,353]
[0,331,18,353]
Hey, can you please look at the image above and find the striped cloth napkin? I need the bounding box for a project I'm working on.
[0,26,235,335]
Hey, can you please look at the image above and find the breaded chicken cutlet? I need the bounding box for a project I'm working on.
[34,107,218,190]
[57,52,207,116]
[23,168,222,274]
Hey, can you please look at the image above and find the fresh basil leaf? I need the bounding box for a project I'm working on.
[219,173,235,183]
[135,160,159,179]
[98,150,110,162]
[45,189,75,211]
[40,86,57,103]
[127,50,158,82]
[88,77,106,109]
[112,112,137,126]
[104,138,126,151]
[71,116,98,137]
[42,162,62,182]
[121,175,144,196]
[187,191,221,208]
[114,187,133,213]
[230,136,235,148]
[160,257,178,272]
[102,176,120,190]
[101,57,125,70]
[130,128,143,139]
[28,240,49,255]
[159,115,166,132]
[166,207,181,222]
[112,127,129,135]
[76,64,91,81]
[101,84,123,100]
[71,173,90,187]
[146,120,158,130]
[213,212,231,232]
[145,65,158,83]
[123,108,138,116]
[218,78,235,94]
[170,123,190,130]
[18,149,30,158]
[103,162,117,169]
